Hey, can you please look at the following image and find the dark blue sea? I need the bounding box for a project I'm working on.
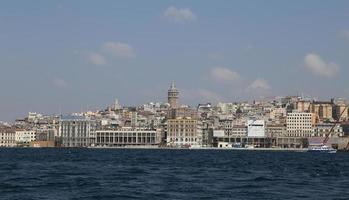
[0,149,349,200]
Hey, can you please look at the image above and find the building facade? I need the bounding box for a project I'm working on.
[95,127,161,147]
[0,128,16,147]
[247,120,265,137]
[15,130,36,144]
[311,102,333,122]
[59,116,96,147]
[286,112,314,137]
[313,123,343,137]
[166,117,202,147]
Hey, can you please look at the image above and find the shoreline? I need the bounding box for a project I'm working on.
[87,146,309,152]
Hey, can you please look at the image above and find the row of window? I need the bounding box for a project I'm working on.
[168,133,197,137]
[168,125,195,128]
[168,129,195,132]
[97,132,156,137]
[168,138,197,142]
[96,136,155,144]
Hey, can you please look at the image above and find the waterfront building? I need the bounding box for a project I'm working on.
[201,121,214,147]
[168,82,179,108]
[95,127,161,147]
[313,123,343,137]
[0,128,16,147]
[166,117,202,147]
[59,116,96,147]
[15,129,36,144]
[247,120,265,137]
[265,124,287,137]
[286,111,314,137]
[213,124,247,142]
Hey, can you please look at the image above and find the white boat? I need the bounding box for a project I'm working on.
[307,145,337,153]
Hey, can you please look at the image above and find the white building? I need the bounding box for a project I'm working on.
[313,123,343,137]
[0,128,16,147]
[247,120,265,137]
[95,127,161,147]
[59,116,96,147]
[15,130,36,144]
[286,111,314,137]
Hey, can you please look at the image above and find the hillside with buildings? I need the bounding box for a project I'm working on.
[1,83,348,150]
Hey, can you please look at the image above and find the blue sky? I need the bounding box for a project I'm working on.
[0,0,349,121]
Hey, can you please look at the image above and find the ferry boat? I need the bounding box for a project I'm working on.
[307,145,337,153]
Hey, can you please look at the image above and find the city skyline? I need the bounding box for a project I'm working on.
[1,0,349,121]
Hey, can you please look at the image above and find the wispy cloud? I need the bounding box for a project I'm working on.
[304,53,339,78]
[210,67,241,83]
[52,78,68,88]
[87,53,107,65]
[103,42,136,58]
[164,6,197,23]
[247,79,271,91]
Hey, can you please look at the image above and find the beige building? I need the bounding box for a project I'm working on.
[0,128,16,147]
[311,102,333,122]
[332,98,348,122]
[286,112,314,137]
[333,105,348,122]
[167,117,202,147]
[296,100,311,112]
[265,124,287,137]
[167,107,197,119]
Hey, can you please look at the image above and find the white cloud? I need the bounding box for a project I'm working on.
[164,6,197,23]
[103,42,136,58]
[248,79,271,91]
[304,53,339,77]
[52,78,68,88]
[210,67,241,83]
[88,53,107,65]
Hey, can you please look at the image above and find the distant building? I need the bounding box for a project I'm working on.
[167,107,197,119]
[59,116,96,147]
[168,82,179,108]
[15,130,36,144]
[311,101,333,122]
[313,123,343,137]
[213,125,247,144]
[265,124,286,137]
[332,98,348,122]
[247,120,265,137]
[166,117,202,147]
[296,100,311,112]
[0,128,16,147]
[341,121,349,136]
[95,127,161,147]
[286,112,314,137]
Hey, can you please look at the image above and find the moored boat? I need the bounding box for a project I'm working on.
[307,145,337,153]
